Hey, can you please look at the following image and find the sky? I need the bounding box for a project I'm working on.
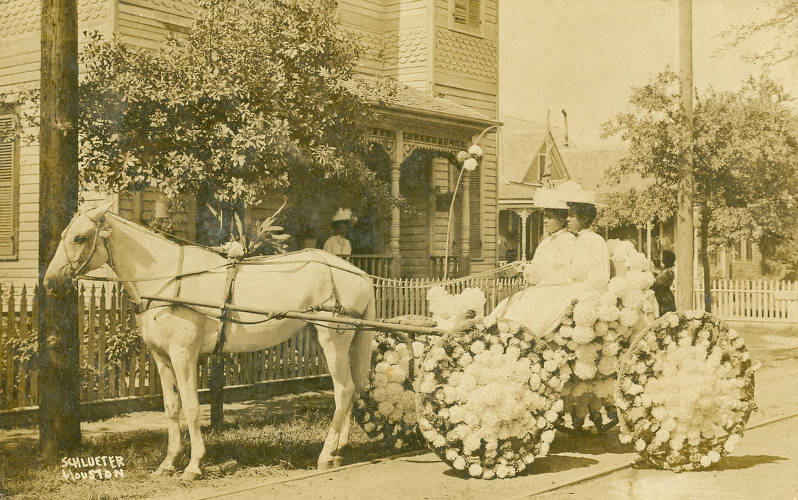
[498,0,798,147]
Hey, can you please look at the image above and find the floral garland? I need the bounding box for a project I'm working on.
[614,311,757,471]
[354,332,430,450]
[550,240,657,432]
[415,320,567,479]
[427,286,486,332]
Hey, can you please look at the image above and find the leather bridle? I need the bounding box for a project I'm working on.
[58,213,110,280]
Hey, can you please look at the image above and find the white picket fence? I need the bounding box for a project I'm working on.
[691,279,798,323]
[372,276,798,324]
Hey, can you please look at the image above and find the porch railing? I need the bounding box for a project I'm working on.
[429,255,471,279]
[343,254,394,278]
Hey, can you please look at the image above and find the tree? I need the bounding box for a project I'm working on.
[602,71,798,310]
[723,0,798,67]
[3,0,397,244]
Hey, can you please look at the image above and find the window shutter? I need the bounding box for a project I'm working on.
[0,115,15,256]
[452,0,467,25]
[467,0,481,28]
[469,168,481,257]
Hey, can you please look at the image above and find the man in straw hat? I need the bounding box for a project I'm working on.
[323,208,356,255]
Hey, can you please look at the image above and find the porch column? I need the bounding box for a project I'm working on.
[646,223,652,259]
[390,131,403,278]
[460,170,470,255]
[515,209,530,262]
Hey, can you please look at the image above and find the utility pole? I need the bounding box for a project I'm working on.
[676,0,695,311]
[38,0,81,458]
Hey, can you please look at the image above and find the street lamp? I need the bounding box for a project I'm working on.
[443,124,500,280]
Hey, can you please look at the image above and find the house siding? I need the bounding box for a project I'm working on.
[0,0,114,290]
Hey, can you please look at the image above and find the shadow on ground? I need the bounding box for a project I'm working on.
[551,429,632,455]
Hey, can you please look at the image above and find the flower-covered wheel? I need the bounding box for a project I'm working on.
[353,332,429,450]
[415,320,567,479]
[615,311,757,471]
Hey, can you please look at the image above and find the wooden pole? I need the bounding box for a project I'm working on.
[39,0,81,458]
[676,0,695,311]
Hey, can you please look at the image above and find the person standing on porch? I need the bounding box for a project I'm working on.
[323,208,355,255]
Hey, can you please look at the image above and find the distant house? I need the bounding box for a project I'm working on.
[562,146,764,279]
[497,122,570,262]
[0,0,501,288]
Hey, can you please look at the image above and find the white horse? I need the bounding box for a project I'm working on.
[43,200,375,479]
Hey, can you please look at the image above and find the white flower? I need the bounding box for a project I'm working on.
[453,456,466,470]
[573,360,597,380]
[598,305,621,323]
[573,301,599,328]
[468,144,484,157]
[619,308,640,327]
[468,463,483,477]
[608,277,628,296]
[463,158,478,171]
[621,289,645,310]
[572,326,596,344]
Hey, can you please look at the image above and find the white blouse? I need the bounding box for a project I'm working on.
[570,229,611,299]
[525,228,576,286]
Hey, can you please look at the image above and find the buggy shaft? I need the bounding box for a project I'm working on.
[140,294,448,336]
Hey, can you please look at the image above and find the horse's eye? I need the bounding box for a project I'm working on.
[73,235,86,244]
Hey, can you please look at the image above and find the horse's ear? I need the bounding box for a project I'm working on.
[87,199,116,222]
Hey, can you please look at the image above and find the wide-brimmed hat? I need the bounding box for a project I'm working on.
[331,208,357,224]
[554,181,606,207]
[532,187,569,209]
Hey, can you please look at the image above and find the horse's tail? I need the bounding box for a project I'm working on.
[350,293,375,394]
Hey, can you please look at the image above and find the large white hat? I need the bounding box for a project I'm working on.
[554,181,605,207]
[532,187,568,209]
[331,207,357,224]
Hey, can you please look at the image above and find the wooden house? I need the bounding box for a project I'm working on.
[0,0,500,289]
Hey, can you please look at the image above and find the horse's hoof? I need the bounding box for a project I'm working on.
[333,457,344,468]
[152,466,175,477]
[317,460,333,471]
[181,469,201,481]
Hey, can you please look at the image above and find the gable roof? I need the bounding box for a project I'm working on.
[560,146,651,198]
[499,121,570,201]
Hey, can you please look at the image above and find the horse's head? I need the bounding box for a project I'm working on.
[44,200,114,296]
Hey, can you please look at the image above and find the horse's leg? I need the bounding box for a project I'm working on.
[169,345,205,480]
[151,350,182,476]
[316,325,356,470]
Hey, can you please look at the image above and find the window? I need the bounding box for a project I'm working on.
[451,0,481,34]
[538,153,547,182]
[0,112,17,258]
[745,239,754,262]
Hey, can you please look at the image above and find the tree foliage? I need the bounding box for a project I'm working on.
[3,0,399,245]
[722,0,798,66]
[602,71,798,278]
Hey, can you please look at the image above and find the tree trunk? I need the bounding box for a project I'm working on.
[194,188,244,430]
[700,204,712,313]
[38,0,81,459]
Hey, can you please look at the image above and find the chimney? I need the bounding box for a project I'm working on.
[561,109,569,148]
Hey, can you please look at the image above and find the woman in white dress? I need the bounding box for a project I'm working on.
[563,197,610,304]
[488,189,576,335]
[489,183,609,338]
